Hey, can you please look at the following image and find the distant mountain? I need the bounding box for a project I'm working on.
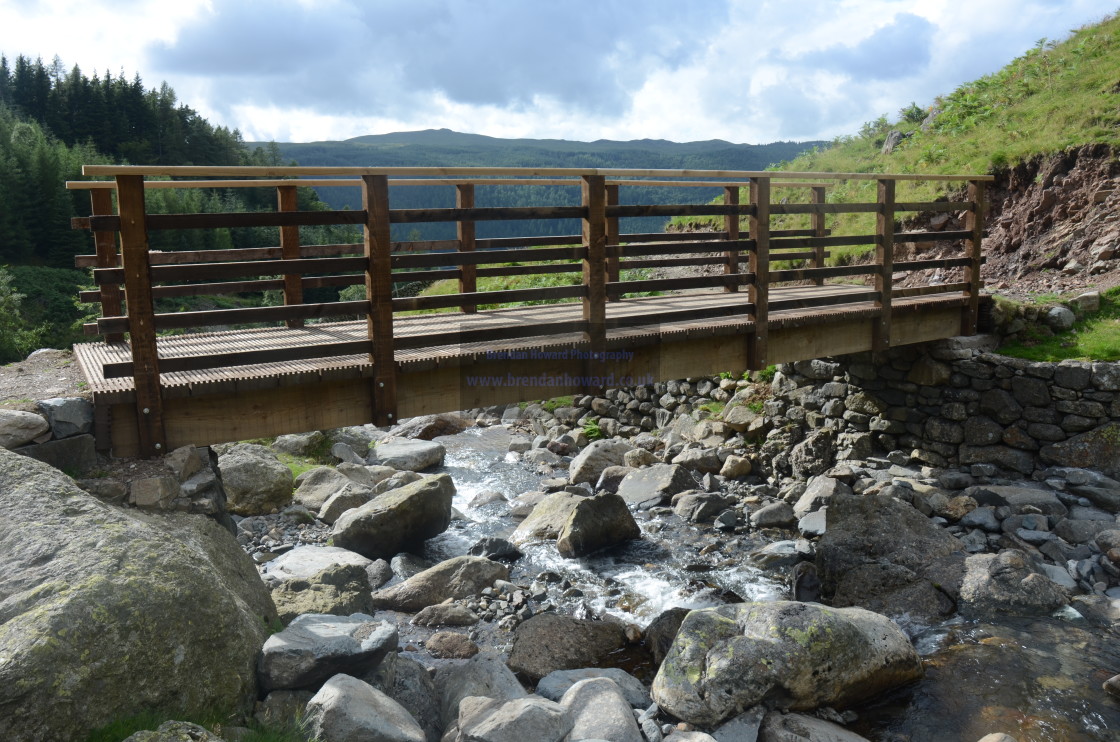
[251,130,822,240]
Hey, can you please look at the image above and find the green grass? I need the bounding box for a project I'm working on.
[998,287,1120,361]
[670,13,1120,259]
[540,395,575,413]
[697,401,725,415]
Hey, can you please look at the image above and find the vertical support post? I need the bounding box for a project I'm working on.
[582,175,607,392]
[276,185,304,328]
[362,175,397,426]
[874,178,896,351]
[456,183,477,314]
[116,175,165,457]
[962,179,985,335]
[747,177,770,370]
[605,184,620,301]
[810,186,827,287]
[90,188,124,344]
[723,186,740,293]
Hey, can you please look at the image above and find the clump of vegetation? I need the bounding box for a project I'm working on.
[998,287,1120,361]
[540,395,575,413]
[582,419,604,441]
[0,266,45,363]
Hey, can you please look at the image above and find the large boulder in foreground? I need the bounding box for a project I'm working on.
[0,449,277,742]
[332,473,455,560]
[651,601,922,727]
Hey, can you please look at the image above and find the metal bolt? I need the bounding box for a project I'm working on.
[387,414,394,419]
[143,407,150,414]
[379,382,385,388]
[154,443,162,450]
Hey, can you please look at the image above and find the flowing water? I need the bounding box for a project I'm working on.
[416,426,1120,740]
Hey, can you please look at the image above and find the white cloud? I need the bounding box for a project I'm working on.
[1,0,1116,144]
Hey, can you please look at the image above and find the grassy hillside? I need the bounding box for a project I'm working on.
[675,12,1120,247]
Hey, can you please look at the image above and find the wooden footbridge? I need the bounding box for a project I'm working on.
[68,166,992,458]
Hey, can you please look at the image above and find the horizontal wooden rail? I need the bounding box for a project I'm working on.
[895,201,972,212]
[607,274,749,296]
[67,178,833,191]
[81,165,995,181]
[770,203,881,215]
[93,256,368,285]
[393,284,585,312]
[94,299,371,335]
[768,264,876,283]
[893,282,970,298]
[608,203,757,219]
[392,246,586,269]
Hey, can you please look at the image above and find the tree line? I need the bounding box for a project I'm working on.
[0,53,353,362]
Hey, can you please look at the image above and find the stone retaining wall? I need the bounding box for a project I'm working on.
[505,335,1120,481]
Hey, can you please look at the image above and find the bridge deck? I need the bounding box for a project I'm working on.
[74,283,965,406]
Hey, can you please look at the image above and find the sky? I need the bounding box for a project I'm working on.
[0,0,1116,145]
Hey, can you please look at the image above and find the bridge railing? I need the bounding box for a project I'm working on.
[69,166,991,457]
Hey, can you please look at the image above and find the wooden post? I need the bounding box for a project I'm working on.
[362,175,397,426]
[605,184,620,302]
[582,175,607,392]
[962,179,985,335]
[116,174,166,457]
[874,178,896,351]
[810,186,827,287]
[748,177,770,369]
[90,188,124,344]
[723,186,740,293]
[456,183,477,314]
[277,185,304,328]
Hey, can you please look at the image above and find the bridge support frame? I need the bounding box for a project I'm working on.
[962,179,986,335]
[116,174,167,457]
[747,176,770,369]
[874,179,896,351]
[362,174,398,426]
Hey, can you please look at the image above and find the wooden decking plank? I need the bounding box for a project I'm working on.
[74,284,964,399]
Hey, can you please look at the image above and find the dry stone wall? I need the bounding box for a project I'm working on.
[765,336,1120,479]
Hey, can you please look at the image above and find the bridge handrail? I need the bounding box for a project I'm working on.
[68,167,987,457]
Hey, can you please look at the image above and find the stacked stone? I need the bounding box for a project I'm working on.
[760,337,1120,478]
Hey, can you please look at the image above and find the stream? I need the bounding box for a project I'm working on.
[407,426,1120,740]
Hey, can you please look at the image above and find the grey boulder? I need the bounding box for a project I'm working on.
[569,439,633,485]
[36,396,93,438]
[560,677,643,742]
[332,473,455,560]
[958,549,1070,618]
[617,463,696,508]
[0,409,49,448]
[556,491,641,558]
[0,449,276,742]
[217,443,294,515]
[305,673,425,742]
[370,439,446,471]
[258,613,397,691]
[370,555,509,612]
[651,601,922,727]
